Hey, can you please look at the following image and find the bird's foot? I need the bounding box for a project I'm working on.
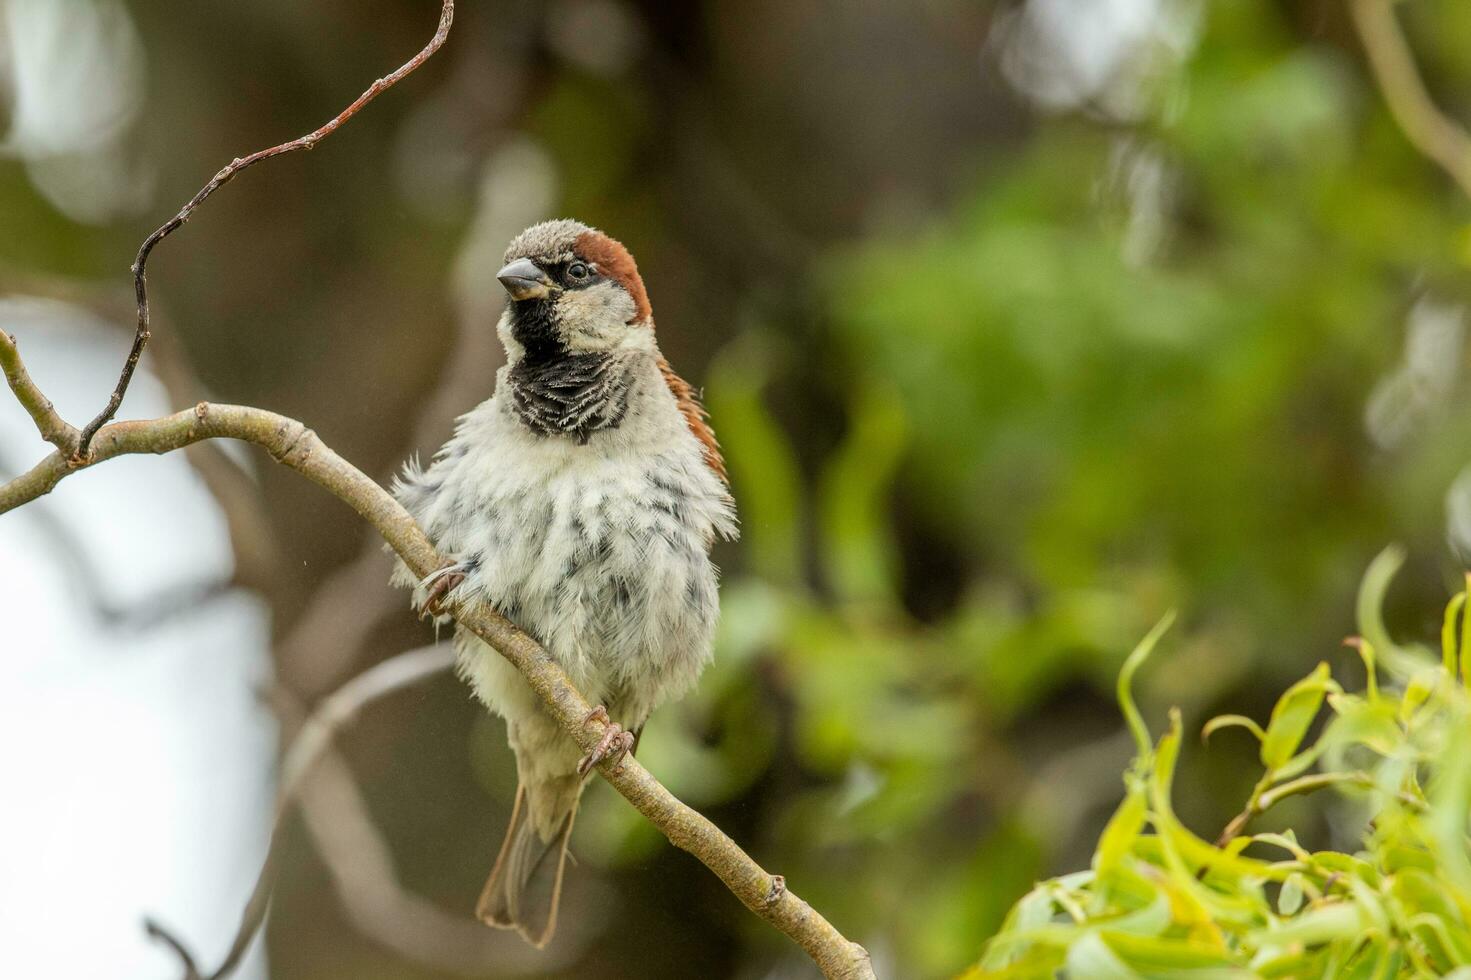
[578,705,635,776]
[417,559,472,618]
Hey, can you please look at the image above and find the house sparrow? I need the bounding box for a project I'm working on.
[392,219,738,948]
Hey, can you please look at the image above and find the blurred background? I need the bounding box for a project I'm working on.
[4,0,1471,977]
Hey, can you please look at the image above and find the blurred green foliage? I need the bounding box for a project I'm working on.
[972,550,1471,978]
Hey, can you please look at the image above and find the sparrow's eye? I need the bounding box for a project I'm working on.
[567,262,590,282]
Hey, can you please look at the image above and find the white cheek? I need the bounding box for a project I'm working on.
[559,282,637,350]
[495,309,524,360]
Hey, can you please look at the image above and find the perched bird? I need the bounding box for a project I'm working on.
[392,219,738,948]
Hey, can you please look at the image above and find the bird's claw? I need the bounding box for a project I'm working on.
[578,705,635,776]
[417,559,471,618]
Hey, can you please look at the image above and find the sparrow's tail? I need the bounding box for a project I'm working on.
[476,780,580,948]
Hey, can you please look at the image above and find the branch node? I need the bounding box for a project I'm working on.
[764,874,787,908]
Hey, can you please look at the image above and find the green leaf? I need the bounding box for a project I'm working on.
[1278,873,1304,916]
[1065,931,1142,980]
[1319,696,1402,762]
[1267,737,1329,782]
[1427,715,1471,892]
[1261,903,1363,946]
[1355,545,1436,671]
[1400,666,1440,724]
[1201,714,1266,743]
[979,567,1471,978]
[1099,892,1172,938]
[1345,637,1378,703]
[1442,590,1466,677]
[1357,545,1405,660]
[1461,574,1471,688]
[1093,780,1148,880]
[1117,612,1177,761]
[1101,931,1247,976]
[1248,831,1311,862]
[1260,662,1335,771]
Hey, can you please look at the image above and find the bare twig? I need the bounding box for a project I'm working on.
[145,920,204,980]
[0,391,874,978]
[75,0,456,457]
[0,330,79,457]
[1350,0,1471,201]
[277,545,400,694]
[281,647,455,804]
[144,647,453,980]
[288,705,584,975]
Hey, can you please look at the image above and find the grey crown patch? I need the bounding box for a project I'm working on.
[503,218,592,265]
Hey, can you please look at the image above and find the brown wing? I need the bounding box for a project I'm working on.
[658,355,727,486]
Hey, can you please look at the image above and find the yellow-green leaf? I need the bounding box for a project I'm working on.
[1442,591,1466,677]
[1094,781,1148,879]
[1260,662,1335,771]
[1202,714,1266,743]
[1118,612,1177,761]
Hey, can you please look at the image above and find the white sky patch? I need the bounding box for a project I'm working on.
[991,0,1202,121]
[0,300,274,979]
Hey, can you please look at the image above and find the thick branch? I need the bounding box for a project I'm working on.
[0,400,873,980]
[76,0,456,456]
[1351,0,1471,201]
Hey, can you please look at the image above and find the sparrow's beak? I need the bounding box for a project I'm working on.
[497,258,557,301]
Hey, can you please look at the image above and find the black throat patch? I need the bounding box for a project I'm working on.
[507,352,632,442]
[505,302,632,442]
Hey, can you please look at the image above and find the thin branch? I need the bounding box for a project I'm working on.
[0,330,79,457]
[145,647,454,980]
[1216,770,1426,848]
[1256,771,1425,813]
[282,647,455,803]
[285,701,582,975]
[0,395,874,979]
[277,546,399,694]
[300,751,582,976]
[75,0,456,457]
[1350,0,1471,201]
[145,920,204,980]
[1214,772,1273,849]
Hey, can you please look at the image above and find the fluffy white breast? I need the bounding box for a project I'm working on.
[394,350,736,729]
